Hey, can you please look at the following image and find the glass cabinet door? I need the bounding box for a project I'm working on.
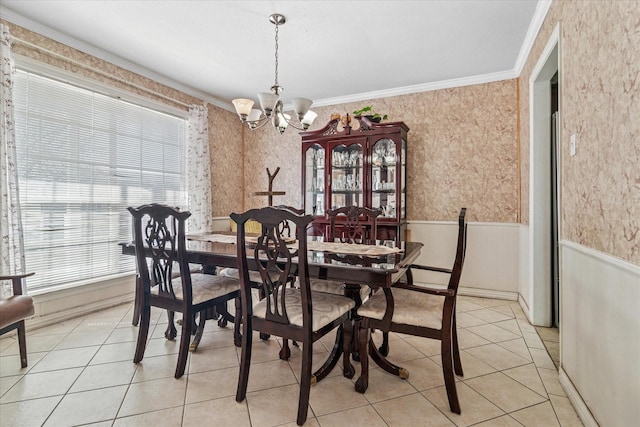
[304,144,325,215]
[371,138,397,219]
[401,138,406,220]
[330,141,364,209]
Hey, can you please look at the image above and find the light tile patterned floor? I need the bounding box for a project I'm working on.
[0,296,582,426]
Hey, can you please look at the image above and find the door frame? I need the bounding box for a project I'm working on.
[528,24,561,326]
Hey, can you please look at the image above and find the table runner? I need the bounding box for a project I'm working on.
[187,234,402,257]
[304,241,403,257]
[187,233,237,244]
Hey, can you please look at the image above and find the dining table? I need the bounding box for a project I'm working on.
[119,232,423,387]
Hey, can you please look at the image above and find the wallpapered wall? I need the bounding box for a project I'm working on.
[519,0,639,265]
[242,80,520,224]
[9,0,638,265]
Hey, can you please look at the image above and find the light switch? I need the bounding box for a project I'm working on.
[570,133,577,156]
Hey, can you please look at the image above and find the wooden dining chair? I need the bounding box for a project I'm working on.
[314,205,382,306]
[128,203,241,379]
[0,272,35,368]
[327,205,381,244]
[232,206,355,426]
[281,205,383,380]
[355,208,467,414]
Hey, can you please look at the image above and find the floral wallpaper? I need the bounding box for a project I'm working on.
[243,80,520,224]
[519,0,640,265]
[208,106,243,217]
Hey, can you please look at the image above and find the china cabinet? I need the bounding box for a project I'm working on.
[300,116,409,241]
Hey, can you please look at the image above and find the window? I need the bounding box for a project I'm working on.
[13,69,187,291]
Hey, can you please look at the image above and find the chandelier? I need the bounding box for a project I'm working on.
[232,14,317,134]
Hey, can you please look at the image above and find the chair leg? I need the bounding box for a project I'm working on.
[452,312,463,377]
[236,316,253,402]
[17,320,28,368]
[233,297,242,347]
[189,311,206,352]
[134,302,151,364]
[131,276,142,326]
[297,341,312,426]
[165,311,177,340]
[441,330,461,414]
[379,331,390,356]
[175,309,192,379]
[280,339,291,360]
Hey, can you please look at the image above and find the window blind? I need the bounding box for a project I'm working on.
[13,70,187,290]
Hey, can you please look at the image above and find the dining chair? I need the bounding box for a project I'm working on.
[219,205,303,345]
[0,272,35,368]
[321,205,382,306]
[232,206,355,426]
[327,205,381,244]
[281,205,383,380]
[128,203,241,379]
[355,207,467,414]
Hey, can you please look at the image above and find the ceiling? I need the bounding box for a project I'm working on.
[1,1,545,110]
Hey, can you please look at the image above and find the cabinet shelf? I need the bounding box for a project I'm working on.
[331,190,363,195]
[331,164,362,170]
[373,189,396,194]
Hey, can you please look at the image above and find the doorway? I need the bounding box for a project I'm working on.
[529,26,560,328]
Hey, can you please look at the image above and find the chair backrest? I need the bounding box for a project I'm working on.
[231,207,314,326]
[128,203,192,303]
[327,206,382,244]
[274,205,305,238]
[448,208,468,293]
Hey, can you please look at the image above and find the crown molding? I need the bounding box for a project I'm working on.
[313,69,518,107]
[513,0,553,76]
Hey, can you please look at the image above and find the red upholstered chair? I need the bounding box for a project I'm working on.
[0,272,35,368]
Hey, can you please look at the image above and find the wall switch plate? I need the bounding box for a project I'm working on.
[570,133,577,156]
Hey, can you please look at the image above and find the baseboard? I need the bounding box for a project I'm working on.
[517,293,532,323]
[559,367,599,427]
[458,286,518,301]
[26,292,134,331]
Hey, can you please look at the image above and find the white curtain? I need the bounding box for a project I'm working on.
[186,104,212,232]
[0,24,26,294]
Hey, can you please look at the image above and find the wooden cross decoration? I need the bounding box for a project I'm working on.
[253,167,286,206]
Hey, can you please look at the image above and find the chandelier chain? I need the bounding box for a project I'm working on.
[274,22,279,88]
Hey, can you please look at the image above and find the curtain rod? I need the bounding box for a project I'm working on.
[11,36,194,109]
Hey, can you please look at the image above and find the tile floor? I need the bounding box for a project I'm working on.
[534,326,560,370]
[0,296,583,426]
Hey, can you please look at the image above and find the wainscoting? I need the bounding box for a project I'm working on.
[559,241,640,427]
[408,221,520,300]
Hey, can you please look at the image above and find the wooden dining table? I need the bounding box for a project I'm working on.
[119,233,423,386]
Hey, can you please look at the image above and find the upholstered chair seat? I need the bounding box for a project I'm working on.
[253,288,355,331]
[0,295,35,329]
[358,287,444,329]
[148,273,239,306]
[309,278,371,303]
[0,272,36,368]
